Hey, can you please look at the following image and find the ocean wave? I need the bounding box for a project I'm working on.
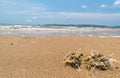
[0,25,120,36]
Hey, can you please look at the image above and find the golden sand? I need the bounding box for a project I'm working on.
[0,36,120,78]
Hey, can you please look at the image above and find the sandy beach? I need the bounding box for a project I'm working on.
[0,36,120,78]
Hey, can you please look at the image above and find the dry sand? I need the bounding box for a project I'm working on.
[0,36,120,78]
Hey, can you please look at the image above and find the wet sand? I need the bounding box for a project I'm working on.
[0,36,120,78]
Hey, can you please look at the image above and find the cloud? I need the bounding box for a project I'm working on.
[0,0,120,25]
[32,16,38,19]
[81,5,87,8]
[25,12,120,25]
[28,12,120,20]
[0,0,48,14]
[114,0,120,5]
[0,0,17,5]
[100,4,107,8]
[26,19,33,23]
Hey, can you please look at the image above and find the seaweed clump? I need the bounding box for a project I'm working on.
[85,53,111,71]
[64,52,83,69]
[64,52,118,71]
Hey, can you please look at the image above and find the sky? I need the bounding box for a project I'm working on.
[0,0,120,26]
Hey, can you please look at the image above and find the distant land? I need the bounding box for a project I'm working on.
[0,24,120,28]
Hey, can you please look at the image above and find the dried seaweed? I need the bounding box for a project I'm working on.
[64,52,118,71]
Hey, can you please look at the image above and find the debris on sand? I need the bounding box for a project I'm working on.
[64,52,83,69]
[64,52,119,71]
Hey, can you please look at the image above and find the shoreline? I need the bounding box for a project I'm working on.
[1,35,120,37]
[0,25,120,36]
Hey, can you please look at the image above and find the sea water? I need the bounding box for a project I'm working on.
[0,24,120,37]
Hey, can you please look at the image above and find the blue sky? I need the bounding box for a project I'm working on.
[0,0,120,26]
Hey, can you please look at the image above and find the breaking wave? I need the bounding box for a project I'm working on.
[0,24,120,37]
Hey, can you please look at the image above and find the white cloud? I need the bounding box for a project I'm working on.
[100,4,107,8]
[0,0,17,5]
[26,19,33,23]
[27,12,120,25]
[81,5,87,8]
[0,0,48,14]
[114,0,120,5]
[32,16,38,19]
[1,0,120,25]
[28,12,120,20]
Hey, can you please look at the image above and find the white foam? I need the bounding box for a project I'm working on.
[0,25,120,36]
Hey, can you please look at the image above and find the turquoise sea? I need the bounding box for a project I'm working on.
[0,24,120,37]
